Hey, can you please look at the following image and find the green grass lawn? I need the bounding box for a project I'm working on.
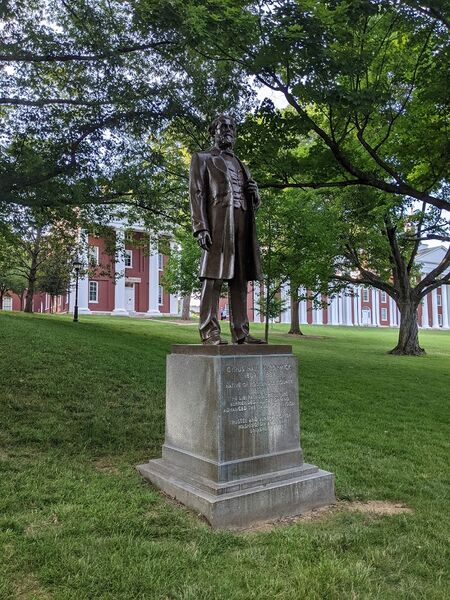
[0,312,449,600]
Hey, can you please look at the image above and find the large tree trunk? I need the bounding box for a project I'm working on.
[181,295,191,320]
[288,294,303,335]
[389,299,424,355]
[24,286,34,313]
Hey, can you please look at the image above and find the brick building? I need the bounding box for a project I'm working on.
[2,232,449,330]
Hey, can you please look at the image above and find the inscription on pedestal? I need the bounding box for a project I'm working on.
[221,355,300,461]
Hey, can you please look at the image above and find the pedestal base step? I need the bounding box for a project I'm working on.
[137,459,335,529]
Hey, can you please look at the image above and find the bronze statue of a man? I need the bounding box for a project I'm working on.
[189,115,265,345]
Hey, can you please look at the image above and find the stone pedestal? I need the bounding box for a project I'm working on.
[138,345,335,529]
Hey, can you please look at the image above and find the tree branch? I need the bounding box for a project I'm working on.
[0,41,176,63]
[255,73,450,212]
[0,98,107,107]
[417,246,450,295]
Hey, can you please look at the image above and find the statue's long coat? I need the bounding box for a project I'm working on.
[189,147,263,281]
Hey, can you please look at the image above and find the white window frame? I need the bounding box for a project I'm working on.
[438,314,443,326]
[89,281,98,303]
[158,253,164,271]
[124,249,133,268]
[437,294,442,307]
[381,308,387,321]
[380,291,387,303]
[363,288,369,302]
[158,285,164,305]
[88,245,99,266]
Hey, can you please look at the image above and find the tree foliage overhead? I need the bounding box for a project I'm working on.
[0,0,248,213]
[149,0,449,212]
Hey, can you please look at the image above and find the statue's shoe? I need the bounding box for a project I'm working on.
[202,337,228,345]
[235,335,267,344]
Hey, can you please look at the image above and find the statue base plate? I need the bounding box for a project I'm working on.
[138,459,334,529]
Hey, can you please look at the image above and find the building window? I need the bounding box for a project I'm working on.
[437,294,442,307]
[381,308,387,321]
[88,245,99,266]
[2,296,12,311]
[158,285,164,305]
[438,314,443,327]
[381,291,387,303]
[89,281,98,303]
[363,288,369,302]
[158,253,164,271]
[124,249,133,268]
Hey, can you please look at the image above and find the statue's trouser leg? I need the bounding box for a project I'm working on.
[229,207,250,342]
[199,278,223,341]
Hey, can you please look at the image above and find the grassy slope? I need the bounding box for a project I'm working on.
[0,313,449,600]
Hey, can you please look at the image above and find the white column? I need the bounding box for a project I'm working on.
[421,293,429,328]
[329,294,338,325]
[371,288,378,326]
[281,284,290,323]
[314,294,323,325]
[389,297,396,327]
[78,231,91,314]
[340,293,346,325]
[299,287,308,324]
[353,287,359,326]
[328,296,334,325]
[441,285,449,329]
[431,289,440,328]
[345,293,353,325]
[168,240,179,316]
[146,239,161,316]
[77,275,91,314]
[253,282,261,323]
[68,284,74,313]
[111,228,129,316]
[169,294,179,316]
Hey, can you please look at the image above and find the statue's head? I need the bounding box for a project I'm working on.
[209,115,236,150]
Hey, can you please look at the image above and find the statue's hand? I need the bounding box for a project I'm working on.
[246,178,260,209]
[197,230,212,251]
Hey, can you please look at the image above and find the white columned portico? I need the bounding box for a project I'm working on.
[146,240,161,316]
[78,230,91,314]
[431,289,440,328]
[441,285,449,329]
[111,228,129,316]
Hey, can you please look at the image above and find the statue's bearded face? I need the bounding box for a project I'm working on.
[214,118,235,150]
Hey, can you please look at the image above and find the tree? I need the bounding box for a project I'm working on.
[0,206,78,312]
[162,227,202,319]
[330,188,450,354]
[164,0,449,213]
[37,253,73,313]
[256,188,343,339]
[0,1,247,220]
